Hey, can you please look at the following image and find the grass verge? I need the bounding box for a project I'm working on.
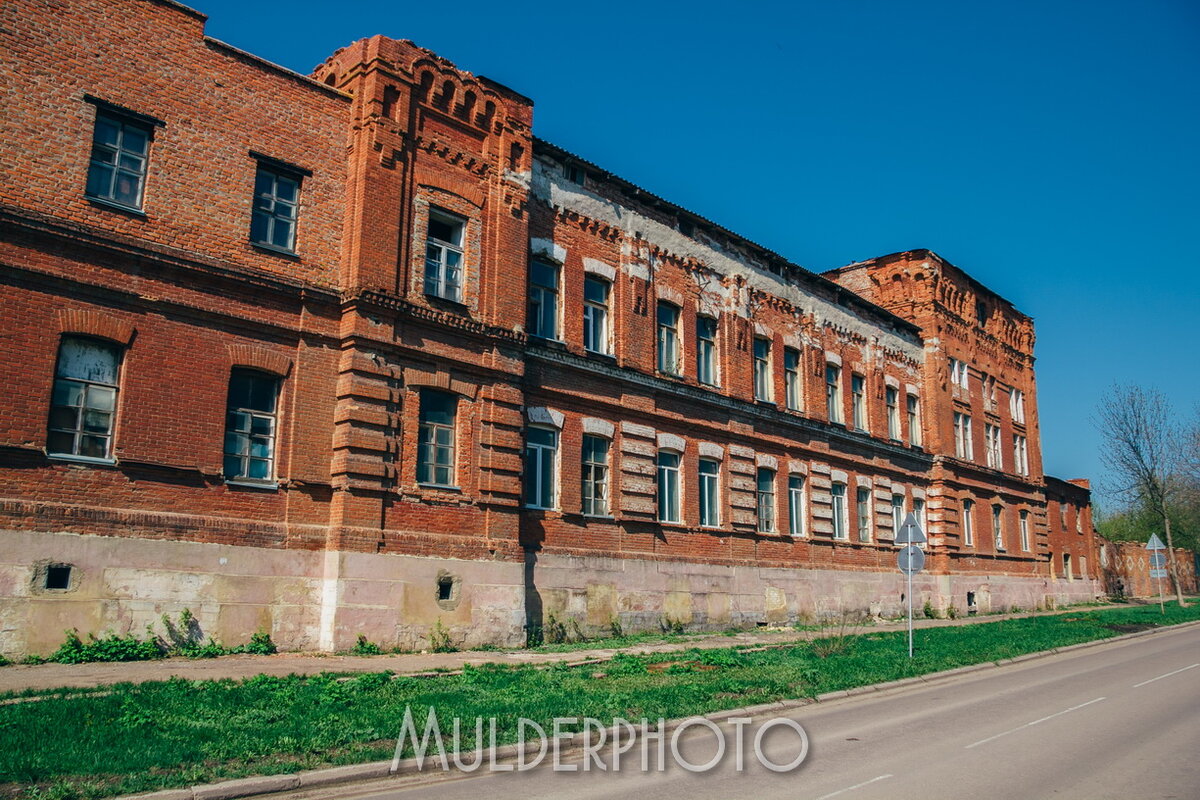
[2,602,1198,800]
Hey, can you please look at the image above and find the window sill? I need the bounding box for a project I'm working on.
[658,520,686,528]
[424,293,467,309]
[47,452,117,467]
[86,196,146,218]
[225,479,279,491]
[584,349,616,360]
[583,513,615,520]
[250,242,300,260]
[418,483,461,492]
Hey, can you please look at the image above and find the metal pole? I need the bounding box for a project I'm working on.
[1158,569,1165,614]
[907,568,914,658]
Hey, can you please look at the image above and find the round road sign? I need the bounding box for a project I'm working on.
[898,545,925,575]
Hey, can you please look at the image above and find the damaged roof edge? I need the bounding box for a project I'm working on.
[532,137,923,341]
[829,249,1035,323]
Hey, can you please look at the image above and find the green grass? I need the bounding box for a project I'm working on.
[2,602,1197,800]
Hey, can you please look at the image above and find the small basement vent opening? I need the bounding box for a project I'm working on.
[435,572,461,610]
[46,565,72,590]
[437,576,453,602]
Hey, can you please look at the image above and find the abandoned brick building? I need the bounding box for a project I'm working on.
[0,0,1106,655]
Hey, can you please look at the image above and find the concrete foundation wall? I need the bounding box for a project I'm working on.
[0,530,524,658]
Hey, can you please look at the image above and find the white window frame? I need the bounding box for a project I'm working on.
[992,504,1004,550]
[581,434,610,516]
[657,302,681,376]
[657,449,682,523]
[788,474,806,537]
[1010,388,1026,424]
[524,425,558,509]
[851,373,867,431]
[528,260,560,340]
[962,499,975,546]
[886,386,900,440]
[424,208,465,302]
[985,423,1003,470]
[582,275,610,354]
[826,364,843,424]
[784,347,802,411]
[954,412,974,460]
[831,482,848,540]
[906,394,921,446]
[753,337,773,402]
[696,316,718,386]
[856,486,872,542]
[1019,509,1030,551]
[756,467,776,532]
[698,457,721,528]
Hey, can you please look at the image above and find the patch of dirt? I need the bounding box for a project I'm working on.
[1105,623,1157,633]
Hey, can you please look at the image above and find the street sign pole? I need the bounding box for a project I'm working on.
[895,512,927,659]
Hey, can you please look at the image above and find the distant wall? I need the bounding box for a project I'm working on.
[1099,539,1197,599]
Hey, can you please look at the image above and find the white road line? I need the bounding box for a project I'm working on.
[964,697,1106,750]
[813,773,894,800]
[1133,662,1199,688]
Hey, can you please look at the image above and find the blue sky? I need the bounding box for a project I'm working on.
[194,0,1199,510]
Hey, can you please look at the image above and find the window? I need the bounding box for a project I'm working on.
[753,338,772,402]
[1019,510,1030,551]
[891,493,905,535]
[657,450,682,523]
[563,162,585,184]
[1013,435,1029,476]
[913,497,927,534]
[906,394,921,446]
[45,565,72,590]
[950,358,969,390]
[954,412,974,460]
[583,276,610,354]
[1063,553,1073,580]
[528,261,560,339]
[962,499,975,546]
[1075,506,1082,533]
[524,426,558,508]
[831,482,848,540]
[417,390,456,486]
[1059,500,1067,529]
[756,468,776,532]
[992,504,1004,550]
[85,111,151,210]
[788,475,806,537]
[657,302,681,376]
[47,337,121,461]
[1010,389,1026,424]
[696,316,718,385]
[851,374,867,431]
[856,486,872,542]
[250,165,300,252]
[985,424,1003,469]
[581,434,610,516]
[826,364,843,423]
[784,348,801,410]
[698,457,720,527]
[982,373,998,411]
[223,369,279,482]
[424,209,465,302]
[886,386,900,439]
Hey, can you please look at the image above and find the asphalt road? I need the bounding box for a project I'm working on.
[293,623,1200,800]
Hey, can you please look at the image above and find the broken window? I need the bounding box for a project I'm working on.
[47,336,121,460]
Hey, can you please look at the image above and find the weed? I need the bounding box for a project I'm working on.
[946,605,959,620]
[50,629,162,664]
[810,611,865,658]
[237,630,278,656]
[660,615,686,635]
[542,612,568,644]
[429,619,455,653]
[351,635,384,656]
[608,614,624,639]
[923,600,938,619]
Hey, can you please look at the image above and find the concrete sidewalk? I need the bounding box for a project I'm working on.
[0,605,1124,694]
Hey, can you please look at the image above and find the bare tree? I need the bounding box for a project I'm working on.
[1095,385,1187,606]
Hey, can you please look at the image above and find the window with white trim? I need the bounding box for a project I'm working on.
[424,209,465,302]
[913,497,927,534]
[47,336,121,461]
[696,316,718,386]
[1010,388,1026,424]
[223,369,280,482]
[698,457,720,527]
[949,358,969,389]
[524,426,558,509]
[886,386,900,440]
[784,347,802,411]
[657,302,681,376]
[753,338,772,402]
[826,364,843,424]
[891,493,905,535]
[583,276,610,354]
[851,374,867,431]
[1013,434,1029,476]
[1019,509,1030,551]
[992,504,1004,550]
[581,434,609,516]
[831,482,848,540]
[954,412,974,460]
[528,261,560,340]
[756,467,776,532]
[907,394,921,446]
[788,474,806,537]
[985,423,1003,470]
[657,449,681,523]
[856,486,872,542]
[962,499,975,546]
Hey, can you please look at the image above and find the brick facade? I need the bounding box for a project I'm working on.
[0,0,1102,656]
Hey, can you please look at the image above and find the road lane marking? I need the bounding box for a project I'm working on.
[1133,663,1199,688]
[964,697,1106,750]
[813,773,893,800]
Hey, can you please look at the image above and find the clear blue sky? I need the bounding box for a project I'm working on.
[194,0,1199,510]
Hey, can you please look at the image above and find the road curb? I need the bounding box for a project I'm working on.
[116,616,1200,800]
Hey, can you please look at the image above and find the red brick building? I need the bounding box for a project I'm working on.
[0,0,1102,656]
